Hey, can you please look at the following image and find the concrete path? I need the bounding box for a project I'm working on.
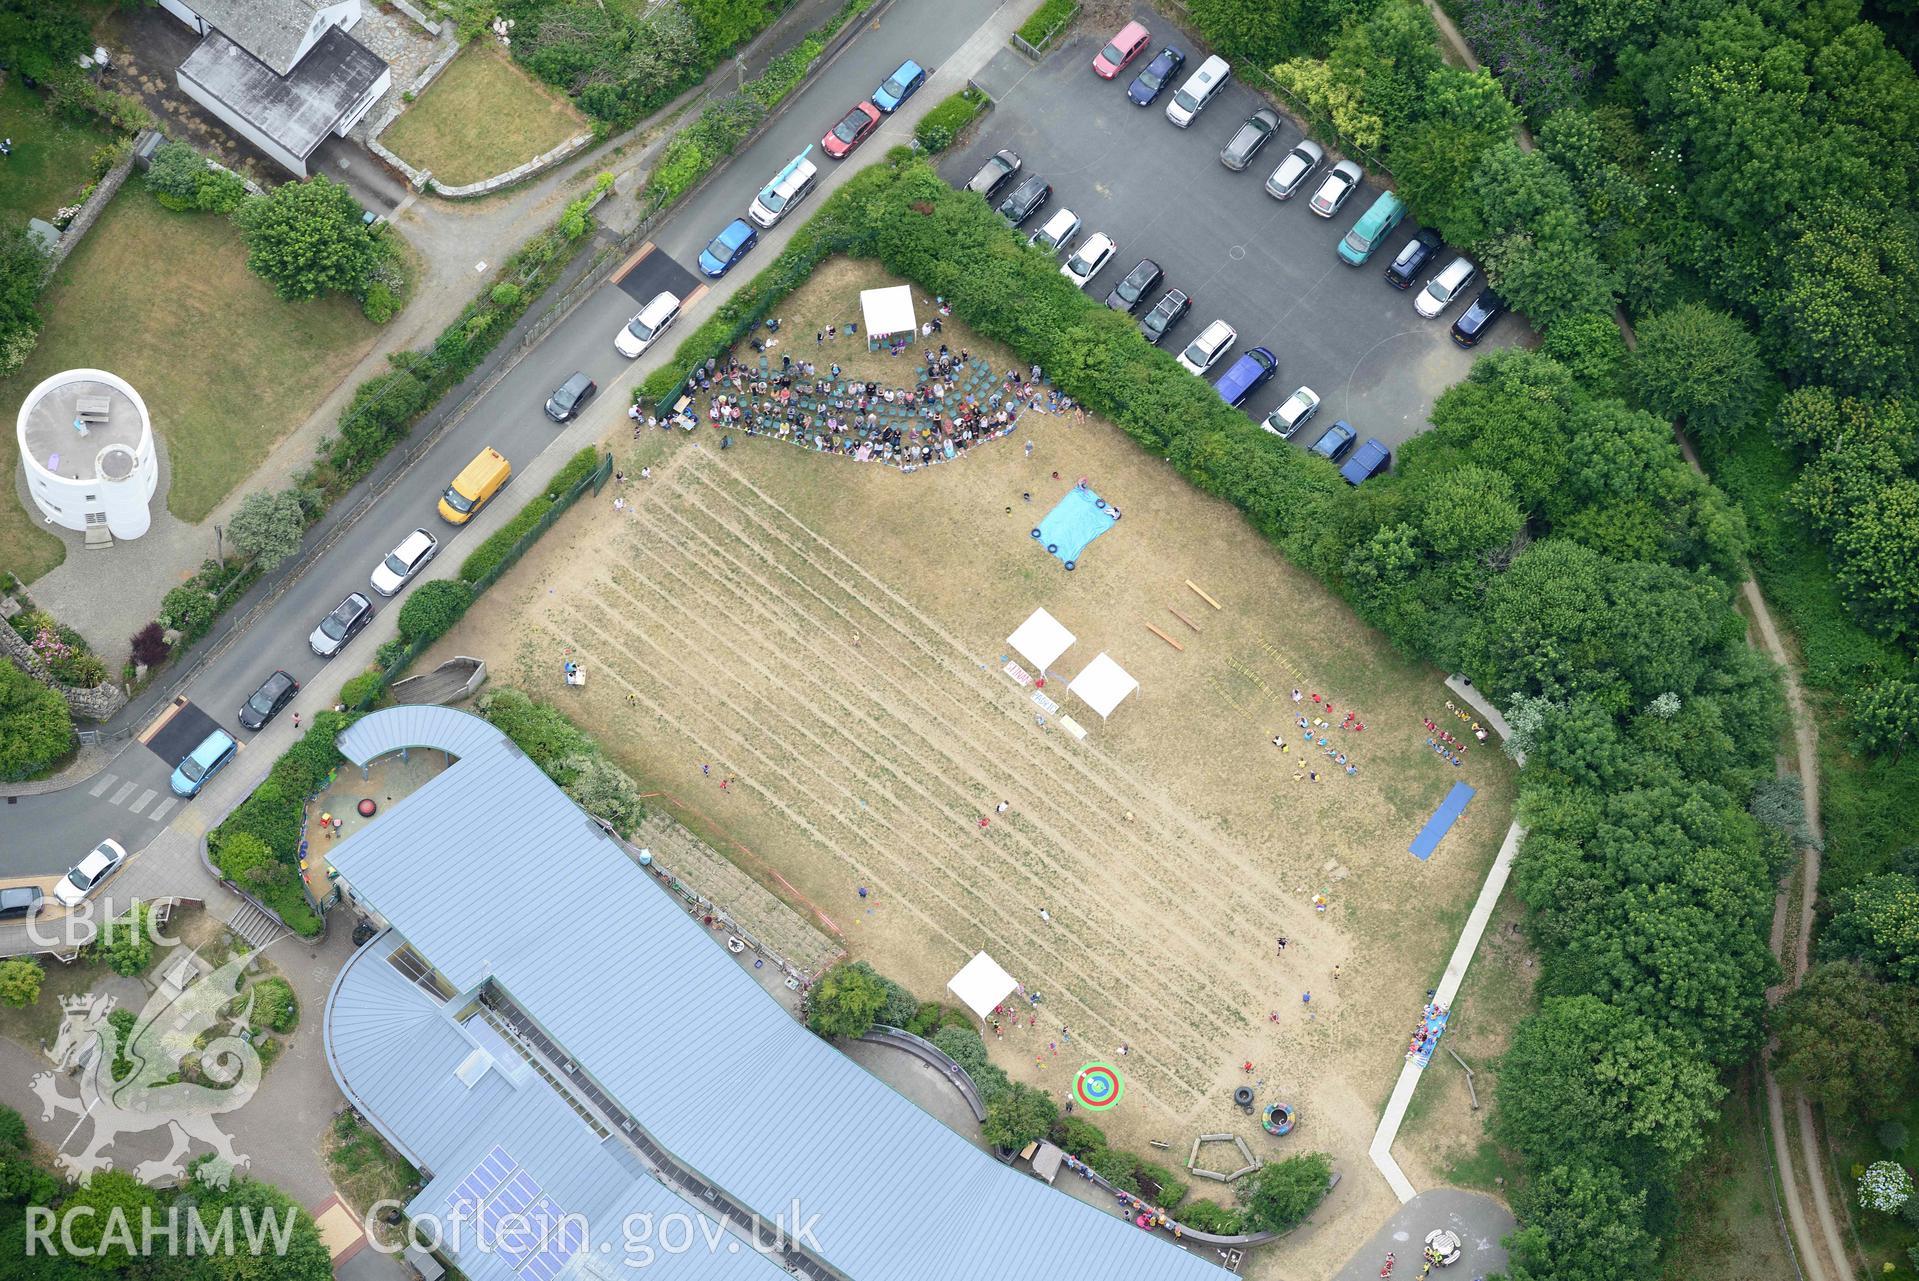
[1329,1188,1515,1281]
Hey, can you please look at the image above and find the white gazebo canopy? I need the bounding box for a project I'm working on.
[1069,652,1139,720]
[1007,607,1075,673]
[947,951,1019,1021]
[860,285,917,342]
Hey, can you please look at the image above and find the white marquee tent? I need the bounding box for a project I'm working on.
[1007,607,1075,673]
[860,285,916,349]
[1069,652,1139,720]
[947,951,1020,1022]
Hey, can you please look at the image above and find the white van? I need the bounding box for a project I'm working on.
[749,153,820,228]
[1165,55,1231,128]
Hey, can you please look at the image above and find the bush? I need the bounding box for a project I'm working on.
[212,831,282,889]
[129,622,171,668]
[146,141,211,209]
[1137,1163,1188,1209]
[226,489,307,569]
[1241,1151,1333,1232]
[0,660,74,782]
[1089,1146,1139,1193]
[396,579,474,646]
[1174,1199,1245,1233]
[914,89,988,153]
[931,1025,991,1076]
[159,584,217,644]
[1051,1116,1108,1158]
[0,959,43,1009]
[545,447,604,501]
[360,281,400,324]
[489,283,522,308]
[459,497,554,584]
[339,672,387,710]
[1016,0,1078,50]
[560,751,647,837]
[234,176,379,301]
[92,902,155,977]
[248,977,298,1033]
[806,961,888,1037]
[476,688,591,781]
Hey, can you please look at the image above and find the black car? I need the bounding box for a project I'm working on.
[966,149,1021,201]
[1219,108,1282,172]
[238,669,300,731]
[1139,288,1191,345]
[1450,289,1507,347]
[1384,229,1442,289]
[544,371,597,422]
[0,886,42,921]
[997,174,1051,226]
[1126,46,1185,106]
[1104,259,1164,313]
[309,592,374,659]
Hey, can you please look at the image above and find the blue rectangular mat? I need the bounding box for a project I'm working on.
[1032,485,1119,570]
[1410,781,1476,861]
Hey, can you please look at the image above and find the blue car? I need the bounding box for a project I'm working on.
[1213,346,1277,407]
[871,58,927,113]
[1127,47,1185,107]
[1310,420,1358,462]
[170,728,237,798]
[698,218,759,278]
[1340,437,1391,484]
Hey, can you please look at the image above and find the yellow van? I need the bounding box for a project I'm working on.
[437,447,510,524]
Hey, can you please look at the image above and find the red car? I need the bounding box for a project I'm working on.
[822,101,882,158]
[1092,21,1151,78]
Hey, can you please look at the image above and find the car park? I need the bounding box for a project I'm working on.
[1336,190,1406,266]
[543,371,598,422]
[1310,420,1358,461]
[697,218,759,278]
[1104,258,1163,312]
[1450,289,1507,347]
[1139,288,1191,345]
[54,840,127,908]
[1340,436,1391,484]
[1264,140,1324,200]
[1384,229,1442,289]
[1177,319,1237,374]
[370,527,439,596]
[965,149,1021,201]
[1029,207,1081,255]
[1165,54,1230,127]
[1309,160,1364,217]
[1093,21,1152,78]
[1213,346,1277,407]
[997,174,1051,225]
[614,290,682,359]
[238,669,299,731]
[1414,256,1476,319]
[0,885,42,921]
[821,101,882,158]
[310,592,374,658]
[1262,385,1320,438]
[748,154,819,228]
[1219,108,1281,172]
[170,728,237,798]
[871,59,926,112]
[1126,47,1184,106]
[1061,232,1117,287]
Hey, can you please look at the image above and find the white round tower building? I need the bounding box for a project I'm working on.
[15,368,158,542]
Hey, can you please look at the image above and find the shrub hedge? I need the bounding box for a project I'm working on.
[1015,0,1078,50]
[455,447,601,585]
[913,88,987,153]
[206,713,355,937]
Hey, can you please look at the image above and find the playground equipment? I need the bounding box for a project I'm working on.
[1232,1086,1255,1112]
[1262,1102,1296,1136]
[563,661,586,687]
[1187,1133,1260,1183]
[1185,579,1222,610]
[1145,623,1184,651]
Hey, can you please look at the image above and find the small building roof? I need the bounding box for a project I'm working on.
[178,25,384,163]
[187,0,336,76]
[1069,652,1139,719]
[946,951,1019,1020]
[859,284,915,339]
[1007,607,1075,672]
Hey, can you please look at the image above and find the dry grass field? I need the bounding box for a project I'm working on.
[430,264,1519,1275]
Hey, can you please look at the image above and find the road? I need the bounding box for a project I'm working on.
[0,0,1011,875]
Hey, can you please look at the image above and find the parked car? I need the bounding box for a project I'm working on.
[1104,259,1163,312]
[1310,420,1358,462]
[997,174,1051,225]
[1092,20,1151,78]
[871,58,926,112]
[1220,108,1281,172]
[697,218,759,278]
[1214,346,1278,407]
[310,592,374,658]
[966,149,1021,201]
[237,669,299,731]
[1336,191,1406,266]
[1029,207,1081,255]
[1265,140,1324,200]
[748,153,819,228]
[1060,232,1117,287]
[1139,288,1191,345]
[1165,54,1230,127]
[1384,229,1442,289]
[1414,255,1476,319]
[54,840,127,909]
[543,371,598,422]
[1340,436,1391,484]
[1177,319,1237,375]
[370,527,439,596]
[614,290,682,358]
[1450,289,1507,347]
[821,101,882,158]
[1309,160,1364,217]
[170,728,237,798]
[1126,47,1185,106]
[1262,385,1320,438]
[0,885,42,921]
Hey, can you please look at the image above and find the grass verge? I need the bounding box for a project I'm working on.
[381,44,586,187]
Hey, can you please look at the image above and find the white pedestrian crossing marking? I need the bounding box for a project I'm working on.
[89,773,117,797]
[128,788,155,814]
[147,799,177,825]
[110,782,137,805]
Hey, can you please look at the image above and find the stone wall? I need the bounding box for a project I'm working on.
[365,35,463,190]
[0,621,127,722]
[44,135,142,274]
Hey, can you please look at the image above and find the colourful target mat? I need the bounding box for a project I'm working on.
[1073,1062,1124,1111]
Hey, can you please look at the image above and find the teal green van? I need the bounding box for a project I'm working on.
[1336,191,1407,266]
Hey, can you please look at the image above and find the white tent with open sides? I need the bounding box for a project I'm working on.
[860,285,917,349]
[1069,652,1139,720]
[1007,607,1075,674]
[947,951,1020,1022]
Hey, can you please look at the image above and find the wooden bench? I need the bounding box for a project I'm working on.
[73,395,112,423]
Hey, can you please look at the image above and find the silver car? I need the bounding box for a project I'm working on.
[1414,255,1477,319]
[1265,140,1324,200]
[1262,386,1321,439]
[1309,159,1364,217]
[370,528,438,596]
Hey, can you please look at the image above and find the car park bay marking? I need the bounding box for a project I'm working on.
[611,242,657,285]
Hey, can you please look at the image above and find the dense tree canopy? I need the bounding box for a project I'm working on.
[1770,961,1919,1120]
[233,177,378,302]
[1503,1163,1659,1281]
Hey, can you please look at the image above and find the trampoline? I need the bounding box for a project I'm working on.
[1031,484,1120,571]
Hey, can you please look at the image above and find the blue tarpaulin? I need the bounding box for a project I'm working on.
[1032,485,1118,569]
[1410,781,1476,860]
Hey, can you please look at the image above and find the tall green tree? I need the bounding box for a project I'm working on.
[1390,68,1522,246]
[1821,873,1919,983]
[0,659,72,782]
[1240,1152,1333,1232]
[1770,961,1919,1121]
[981,1082,1058,1150]
[233,177,378,302]
[1768,201,1919,397]
[225,489,306,569]
[805,961,888,1038]
[1503,1163,1659,1281]
[1628,303,1768,448]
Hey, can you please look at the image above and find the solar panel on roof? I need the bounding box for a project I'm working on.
[446,1144,514,1214]
[517,1215,584,1281]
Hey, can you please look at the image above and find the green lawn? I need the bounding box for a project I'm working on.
[381,44,586,187]
[0,77,112,227]
[0,187,378,579]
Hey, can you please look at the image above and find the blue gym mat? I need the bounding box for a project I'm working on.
[1031,485,1118,570]
[1410,781,1476,861]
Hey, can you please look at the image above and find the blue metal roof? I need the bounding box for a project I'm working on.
[327,708,1225,1281]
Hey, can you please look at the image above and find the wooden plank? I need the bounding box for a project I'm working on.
[1168,606,1201,633]
[1145,623,1184,651]
[1185,580,1222,610]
